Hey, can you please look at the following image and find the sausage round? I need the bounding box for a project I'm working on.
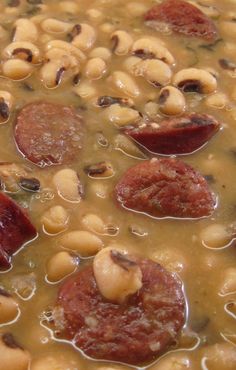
[115,158,216,219]
[14,102,83,167]
[55,257,185,365]
[0,192,36,269]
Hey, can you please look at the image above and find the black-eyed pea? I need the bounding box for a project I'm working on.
[86,8,104,23]
[99,22,116,34]
[13,18,38,42]
[59,1,79,13]
[71,23,96,51]
[144,101,159,119]
[200,343,236,369]
[89,47,111,61]
[59,230,103,257]
[133,59,172,87]
[200,224,232,249]
[41,205,69,235]
[0,333,30,370]
[85,57,107,80]
[150,248,187,274]
[108,71,140,97]
[125,2,149,16]
[205,92,229,109]
[104,104,140,127]
[81,213,106,234]
[84,161,114,178]
[113,134,147,159]
[131,37,174,65]
[219,267,236,296]
[53,169,82,203]
[93,247,142,303]
[74,82,97,99]
[0,91,13,124]
[0,289,19,324]
[149,352,191,370]
[31,355,79,370]
[46,251,77,282]
[219,21,236,38]
[40,61,67,89]
[123,56,140,73]
[41,19,73,34]
[89,181,109,198]
[2,59,33,81]
[173,68,217,94]
[2,42,41,64]
[158,86,186,115]
[111,30,133,56]
[45,40,86,63]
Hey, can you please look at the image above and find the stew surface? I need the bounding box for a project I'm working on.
[0,0,236,369]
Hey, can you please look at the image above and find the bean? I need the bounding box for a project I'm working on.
[132,37,174,65]
[46,251,77,282]
[200,224,232,249]
[151,248,187,274]
[144,101,159,119]
[219,267,236,295]
[45,40,86,63]
[149,352,191,369]
[41,18,72,34]
[85,57,106,80]
[0,333,30,370]
[13,18,38,42]
[53,169,82,203]
[84,161,114,178]
[219,21,236,38]
[133,59,172,87]
[0,91,13,123]
[41,205,69,234]
[123,56,140,75]
[99,22,116,34]
[108,71,140,97]
[113,134,147,159]
[74,82,97,99]
[71,23,96,51]
[2,41,41,64]
[125,2,149,16]
[200,343,236,369]
[158,86,186,115]
[40,61,66,89]
[205,92,229,109]
[86,8,104,23]
[89,47,111,61]
[0,290,19,324]
[2,59,33,80]
[59,230,103,256]
[59,1,79,13]
[173,68,217,94]
[81,213,106,234]
[89,181,109,199]
[111,30,133,56]
[93,247,142,303]
[104,103,140,127]
[31,355,80,370]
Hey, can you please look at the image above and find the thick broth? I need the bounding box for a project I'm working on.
[0,0,236,369]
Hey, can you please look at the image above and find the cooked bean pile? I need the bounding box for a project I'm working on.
[0,0,236,369]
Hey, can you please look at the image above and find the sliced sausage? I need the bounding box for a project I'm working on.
[144,0,218,41]
[14,102,83,167]
[55,256,185,365]
[115,158,216,219]
[125,113,221,155]
[0,192,37,269]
